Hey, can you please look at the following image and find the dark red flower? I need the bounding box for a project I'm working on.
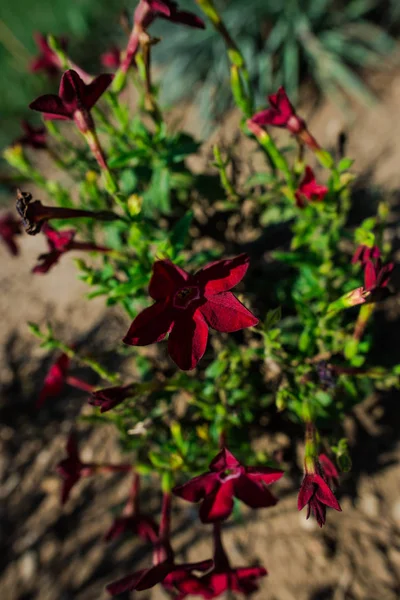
[16,189,118,235]
[298,471,341,527]
[107,492,213,596]
[173,448,283,523]
[352,244,381,265]
[0,212,22,256]
[30,33,65,77]
[123,255,258,371]
[319,454,339,488]
[29,69,112,128]
[16,120,47,149]
[363,257,394,294]
[37,352,70,409]
[57,433,131,505]
[249,86,320,150]
[174,523,267,599]
[89,383,136,413]
[117,0,205,80]
[294,166,328,208]
[104,474,158,543]
[101,46,122,69]
[32,223,110,274]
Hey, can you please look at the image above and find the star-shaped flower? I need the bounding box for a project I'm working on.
[123,255,258,371]
[16,120,47,149]
[298,471,341,527]
[173,448,283,523]
[0,212,22,256]
[30,33,65,77]
[89,384,137,413]
[37,352,70,409]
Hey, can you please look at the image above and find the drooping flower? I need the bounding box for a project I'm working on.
[106,492,213,596]
[298,470,341,527]
[0,212,22,256]
[123,255,258,371]
[30,33,65,77]
[16,120,47,149]
[351,244,381,265]
[104,474,158,543]
[16,189,119,235]
[37,352,70,409]
[294,166,328,208]
[249,86,320,150]
[101,46,122,69]
[173,448,283,523]
[319,454,339,488]
[176,523,267,599]
[89,383,137,413]
[57,433,131,505]
[115,0,205,87]
[32,223,110,274]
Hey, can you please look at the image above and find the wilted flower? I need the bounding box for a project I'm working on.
[0,213,22,256]
[249,86,320,150]
[173,447,283,523]
[104,473,158,543]
[32,223,110,274]
[294,166,328,208]
[16,120,47,149]
[16,189,119,235]
[89,383,136,413]
[115,0,205,89]
[107,492,213,596]
[123,254,258,371]
[57,433,131,505]
[30,32,65,77]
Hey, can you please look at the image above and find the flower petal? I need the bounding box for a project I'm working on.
[209,448,240,472]
[29,94,71,119]
[106,568,149,595]
[123,300,174,346]
[135,562,175,591]
[59,70,83,109]
[199,482,234,523]
[245,466,284,485]
[234,475,278,508]
[364,260,377,290]
[200,292,258,332]
[313,475,341,511]
[82,73,114,110]
[297,476,315,511]
[149,260,189,300]
[195,254,250,295]
[173,472,219,503]
[168,310,208,370]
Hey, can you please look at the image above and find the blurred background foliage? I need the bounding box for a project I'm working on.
[0,0,399,147]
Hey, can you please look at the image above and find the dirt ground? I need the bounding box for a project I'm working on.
[1,67,400,600]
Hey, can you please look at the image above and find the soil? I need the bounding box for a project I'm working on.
[1,67,400,600]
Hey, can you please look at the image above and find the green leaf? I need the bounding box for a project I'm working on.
[337,157,354,172]
[169,211,193,256]
[264,306,282,331]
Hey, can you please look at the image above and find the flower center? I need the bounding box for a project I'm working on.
[173,286,200,309]
[219,467,240,482]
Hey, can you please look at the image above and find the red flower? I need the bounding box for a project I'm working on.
[319,454,339,488]
[118,0,205,79]
[298,471,341,527]
[57,433,131,505]
[352,244,381,265]
[177,523,267,599]
[249,86,320,150]
[29,69,112,128]
[16,120,47,149]
[106,492,213,596]
[30,33,65,77]
[32,223,110,274]
[173,448,283,523]
[123,255,258,371]
[0,212,22,256]
[104,474,158,543]
[89,383,136,413]
[37,352,70,409]
[294,166,328,208]
[101,46,122,69]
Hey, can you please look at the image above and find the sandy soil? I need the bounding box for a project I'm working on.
[1,67,400,600]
